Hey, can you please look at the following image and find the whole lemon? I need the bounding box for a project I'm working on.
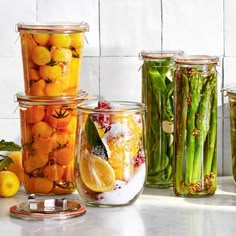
[0,171,20,197]
[7,151,23,183]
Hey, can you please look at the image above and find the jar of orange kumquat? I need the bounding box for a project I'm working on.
[16,93,83,195]
[17,22,89,97]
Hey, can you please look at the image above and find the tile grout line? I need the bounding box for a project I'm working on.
[160,0,163,50]
[222,0,225,175]
[36,0,38,22]
[98,0,101,100]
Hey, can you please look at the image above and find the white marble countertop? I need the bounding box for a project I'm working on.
[1,176,236,236]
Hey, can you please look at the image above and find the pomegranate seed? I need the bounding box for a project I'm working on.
[93,100,112,132]
[133,152,145,167]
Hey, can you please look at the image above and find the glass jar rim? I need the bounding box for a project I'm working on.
[77,100,146,114]
[223,86,236,96]
[17,22,89,33]
[16,92,89,105]
[174,55,219,65]
[139,50,184,60]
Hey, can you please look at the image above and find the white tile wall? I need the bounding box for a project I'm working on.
[163,0,224,55]
[0,0,235,176]
[225,0,236,56]
[100,57,142,101]
[100,0,162,56]
[0,0,36,57]
[224,0,236,176]
[0,57,24,118]
[36,0,99,57]
[80,57,100,96]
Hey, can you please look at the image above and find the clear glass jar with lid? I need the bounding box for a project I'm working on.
[16,93,84,195]
[76,100,146,207]
[139,50,184,189]
[17,22,89,97]
[224,87,236,183]
[173,55,219,197]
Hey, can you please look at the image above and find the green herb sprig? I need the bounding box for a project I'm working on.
[0,139,21,171]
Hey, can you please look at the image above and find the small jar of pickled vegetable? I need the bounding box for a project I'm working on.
[16,93,83,195]
[17,22,89,97]
[140,50,184,188]
[76,100,146,207]
[224,87,236,183]
[173,55,219,197]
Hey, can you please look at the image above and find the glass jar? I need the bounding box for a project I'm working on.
[173,55,218,197]
[224,87,236,182]
[139,50,184,188]
[16,93,82,195]
[76,100,146,207]
[17,22,89,96]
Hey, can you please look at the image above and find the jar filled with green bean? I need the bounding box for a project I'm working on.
[140,50,184,188]
[173,55,218,197]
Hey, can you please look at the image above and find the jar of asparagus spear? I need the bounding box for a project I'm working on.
[140,50,184,188]
[224,87,236,183]
[173,55,219,197]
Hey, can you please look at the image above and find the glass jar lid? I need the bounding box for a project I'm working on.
[16,91,92,105]
[17,22,89,33]
[174,55,219,65]
[77,100,146,115]
[223,86,236,97]
[10,195,86,221]
[139,50,184,60]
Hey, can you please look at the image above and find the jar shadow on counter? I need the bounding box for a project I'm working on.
[9,214,86,234]
[10,205,145,236]
[142,187,175,197]
[182,193,236,208]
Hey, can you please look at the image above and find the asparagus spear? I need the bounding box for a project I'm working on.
[211,148,217,192]
[204,77,217,176]
[174,70,189,194]
[185,71,203,185]
[191,78,213,183]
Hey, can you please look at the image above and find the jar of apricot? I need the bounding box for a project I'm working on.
[17,22,89,96]
[16,93,83,195]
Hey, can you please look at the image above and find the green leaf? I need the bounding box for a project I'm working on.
[85,116,108,160]
[0,140,21,152]
[149,70,166,93]
[0,157,13,171]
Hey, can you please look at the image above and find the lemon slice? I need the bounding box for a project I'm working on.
[79,154,115,192]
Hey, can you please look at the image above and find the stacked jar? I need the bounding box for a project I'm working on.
[16,22,89,195]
